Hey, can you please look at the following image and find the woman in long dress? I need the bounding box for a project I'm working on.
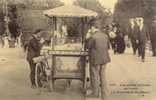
[115,29,126,54]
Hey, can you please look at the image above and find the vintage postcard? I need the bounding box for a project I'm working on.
[0,0,155,100]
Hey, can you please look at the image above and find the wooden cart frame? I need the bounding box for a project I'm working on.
[34,5,98,93]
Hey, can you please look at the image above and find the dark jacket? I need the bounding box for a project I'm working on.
[26,35,42,62]
[150,22,156,42]
[137,25,149,43]
[128,24,140,40]
[87,30,110,65]
[149,21,156,55]
[8,21,19,38]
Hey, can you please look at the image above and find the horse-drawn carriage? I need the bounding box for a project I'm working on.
[33,5,97,93]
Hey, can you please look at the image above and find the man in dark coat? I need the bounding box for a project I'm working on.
[8,20,20,39]
[26,29,44,88]
[87,24,111,100]
[149,16,156,56]
[128,18,139,55]
[136,18,150,62]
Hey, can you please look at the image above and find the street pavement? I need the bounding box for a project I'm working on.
[0,47,155,100]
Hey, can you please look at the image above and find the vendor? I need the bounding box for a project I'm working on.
[26,29,45,88]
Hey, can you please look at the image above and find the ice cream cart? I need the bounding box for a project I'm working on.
[33,5,97,93]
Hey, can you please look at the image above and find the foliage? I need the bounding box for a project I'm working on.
[114,0,156,33]
[74,0,112,26]
[7,0,63,34]
[63,0,113,36]
[0,1,5,35]
[5,0,64,9]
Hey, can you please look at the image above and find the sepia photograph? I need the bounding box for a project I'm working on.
[0,0,155,100]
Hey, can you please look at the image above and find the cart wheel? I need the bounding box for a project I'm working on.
[35,62,53,92]
[35,63,42,88]
[35,62,47,88]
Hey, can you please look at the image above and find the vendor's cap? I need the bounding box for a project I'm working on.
[33,29,43,34]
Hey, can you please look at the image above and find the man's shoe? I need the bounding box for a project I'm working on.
[152,54,156,57]
[86,90,99,98]
[31,85,37,89]
[133,51,136,55]
[141,59,145,62]
[87,93,99,98]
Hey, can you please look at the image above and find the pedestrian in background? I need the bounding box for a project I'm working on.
[136,17,150,62]
[149,15,156,56]
[108,26,117,54]
[128,18,139,55]
[115,26,125,54]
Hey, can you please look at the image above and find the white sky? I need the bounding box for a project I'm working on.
[60,0,118,13]
[99,0,118,12]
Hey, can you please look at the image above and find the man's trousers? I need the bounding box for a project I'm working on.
[28,60,36,86]
[138,41,146,60]
[131,38,139,54]
[90,64,107,100]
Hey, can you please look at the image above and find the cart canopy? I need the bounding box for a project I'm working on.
[43,5,98,18]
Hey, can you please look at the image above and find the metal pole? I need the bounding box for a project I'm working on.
[81,18,84,46]
[81,17,88,50]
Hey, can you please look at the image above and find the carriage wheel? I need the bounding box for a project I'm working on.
[35,62,53,92]
[35,63,43,88]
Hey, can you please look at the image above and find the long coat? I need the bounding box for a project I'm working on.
[150,22,156,42]
[8,21,19,39]
[87,31,110,65]
[137,25,149,43]
[127,24,140,40]
[26,36,42,62]
[150,22,156,55]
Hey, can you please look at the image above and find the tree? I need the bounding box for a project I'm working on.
[17,0,63,10]
[114,0,156,33]
[7,0,63,32]
[4,0,63,44]
[69,0,113,36]
[114,0,156,55]
[74,0,112,26]
[0,1,6,36]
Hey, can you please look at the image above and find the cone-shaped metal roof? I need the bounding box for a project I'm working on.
[43,5,98,17]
